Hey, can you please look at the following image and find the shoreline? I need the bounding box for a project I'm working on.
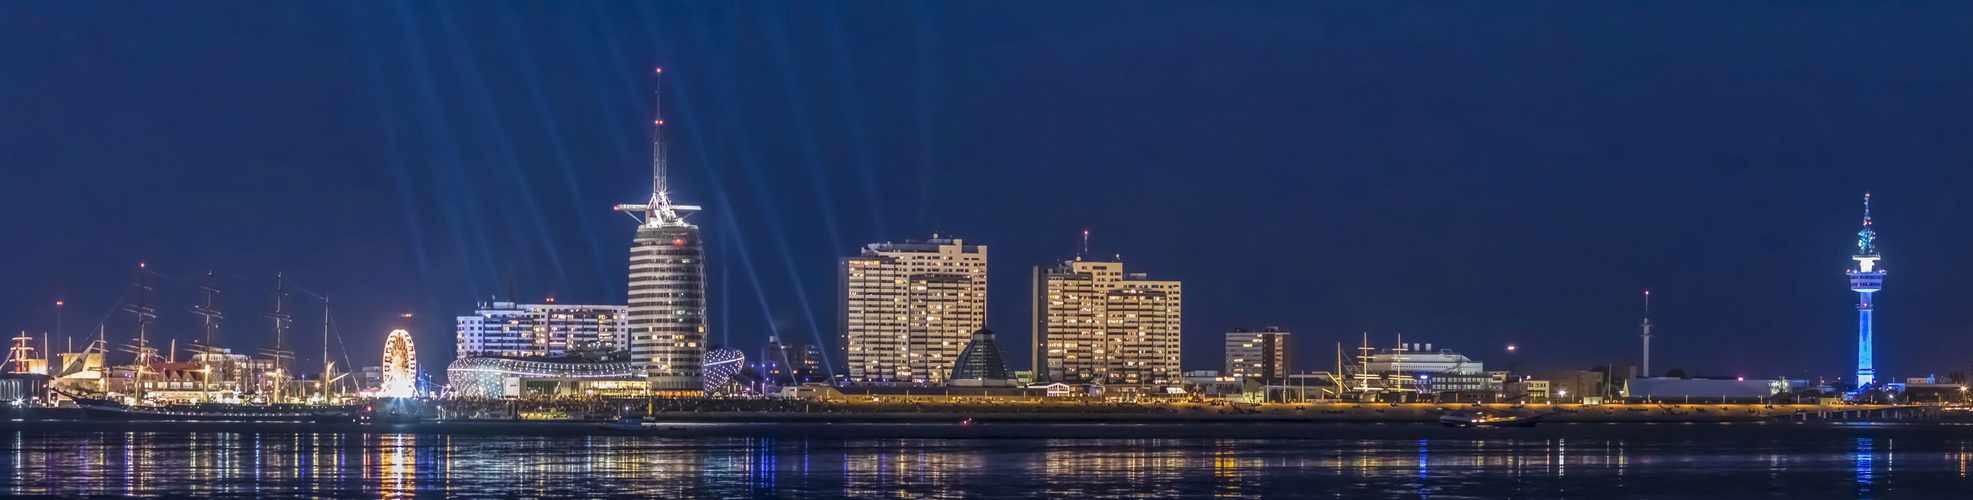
[0,417,1969,440]
[0,402,1954,437]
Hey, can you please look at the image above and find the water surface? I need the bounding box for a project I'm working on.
[3,422,1970,498]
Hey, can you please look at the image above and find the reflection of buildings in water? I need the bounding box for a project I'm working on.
[558,435,706,497]
[126,432,155,495]
[1546,439,1568,474]
[377,433,417,499]
[1213,440,1247,498]
[1959,441,1969,478]
[835,438,982,499]
[753,437,778,492]
[1855,437,1874,496]
[1417,439,1428,481]
[1035,439,1189,497]
[1949,440,1965,476]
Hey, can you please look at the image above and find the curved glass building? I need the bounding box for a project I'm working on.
[446,356,646,399]
[702,349,745,395]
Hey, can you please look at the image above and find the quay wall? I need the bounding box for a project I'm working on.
[627,403,1912,423]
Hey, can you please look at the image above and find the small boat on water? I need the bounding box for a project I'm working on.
[1439,410,1544,428]
[600,416,649,431]
[599,417,687,432]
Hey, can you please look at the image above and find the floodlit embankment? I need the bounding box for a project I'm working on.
[633,402,1911,423]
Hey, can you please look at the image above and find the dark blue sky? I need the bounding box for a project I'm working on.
[5,2,1973,381]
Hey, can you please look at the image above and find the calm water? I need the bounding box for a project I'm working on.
[2,423,1972,498]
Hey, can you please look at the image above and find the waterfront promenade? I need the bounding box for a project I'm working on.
[428,397,1924,424]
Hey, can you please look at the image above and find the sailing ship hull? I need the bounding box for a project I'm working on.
[72,397,355,423]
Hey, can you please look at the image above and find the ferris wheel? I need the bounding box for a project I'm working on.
[381,329,418,398]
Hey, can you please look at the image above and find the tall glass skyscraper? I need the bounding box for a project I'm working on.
[615,69,707,394]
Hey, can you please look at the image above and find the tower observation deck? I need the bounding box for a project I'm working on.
[1846,193,1883,388]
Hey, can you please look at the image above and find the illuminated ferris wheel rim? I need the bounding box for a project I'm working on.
[382,329,418,397]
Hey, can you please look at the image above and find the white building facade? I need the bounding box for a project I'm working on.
[1033,260,1182,390]
[456,301,630,358]
[840,237,987,385]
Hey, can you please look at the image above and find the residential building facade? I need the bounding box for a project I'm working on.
[455,301,630,358]
[839,237,988,385]
[1032,259,1182,390]
[1224,326,1291,379]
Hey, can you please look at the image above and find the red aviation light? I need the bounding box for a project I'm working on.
[673,239,685,245]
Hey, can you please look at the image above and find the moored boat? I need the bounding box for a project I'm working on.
[1439,410,1544,428]
[600,416,649,431]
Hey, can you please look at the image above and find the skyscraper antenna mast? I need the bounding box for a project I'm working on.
[652,68,666,198]
[1640,290,1652,378]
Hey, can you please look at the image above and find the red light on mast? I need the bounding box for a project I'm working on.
[673,239,685,245]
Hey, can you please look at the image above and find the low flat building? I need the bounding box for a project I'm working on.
[1505,380,1550,402]
[1239,373,1340,403]
[798,385,1058,403]
[1183,370,1241,398]
[446,355,646,398]
[1625,377,1786,402]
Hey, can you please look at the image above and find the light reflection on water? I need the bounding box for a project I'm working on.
[3,427,1973,498]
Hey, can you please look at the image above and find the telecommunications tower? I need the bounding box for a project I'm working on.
[1846,194,1884,388]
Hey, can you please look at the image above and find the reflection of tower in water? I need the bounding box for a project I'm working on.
[374,434,417,499]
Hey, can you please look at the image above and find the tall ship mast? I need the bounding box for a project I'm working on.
[192,273,224,402]
[63,267,358,422]
[262,274,295,403]
[318,295,337,404]
[119,264,160,402]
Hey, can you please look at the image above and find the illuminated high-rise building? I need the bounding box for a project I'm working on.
[762,336,794,385]
[1032,259,1182,389]
[455,301,630,358]
[793,343,826,383]
[1224,327,1290,379]
[839,237,987,385]
[614,69,707,394]
[1847,193,1884,387]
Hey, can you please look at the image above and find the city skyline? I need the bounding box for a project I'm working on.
[9,3,1973,383]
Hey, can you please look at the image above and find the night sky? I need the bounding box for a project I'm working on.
[5,2,1973,383]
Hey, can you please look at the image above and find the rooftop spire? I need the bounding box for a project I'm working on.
[652,68,666,199]
[1857,193,1877,257]
[615,68,700,225]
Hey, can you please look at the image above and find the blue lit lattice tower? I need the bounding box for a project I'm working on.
[1847,194,1884,387]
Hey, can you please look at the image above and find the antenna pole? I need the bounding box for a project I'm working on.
[1641,290,1652,378]
[322,296,331,403]
[653,68,665,196]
